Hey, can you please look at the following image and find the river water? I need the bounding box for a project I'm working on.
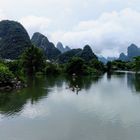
[0,72,140,140]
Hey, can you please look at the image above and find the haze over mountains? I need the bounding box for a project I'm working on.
[56,42,71,53]
[99,44,140,63]
[0,20,140,63]
[118,44,140,62]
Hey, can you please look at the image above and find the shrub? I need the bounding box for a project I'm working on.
[65,57,86,75]
[45,63,61,75]
[0,63,14,86]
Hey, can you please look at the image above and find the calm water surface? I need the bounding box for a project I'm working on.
[0,72,140,140]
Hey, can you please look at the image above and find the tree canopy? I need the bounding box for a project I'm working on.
[21,45,45,75]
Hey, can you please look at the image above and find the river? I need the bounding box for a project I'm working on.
[0,72,140,140]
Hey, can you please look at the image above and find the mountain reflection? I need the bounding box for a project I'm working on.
[0,73,140,116]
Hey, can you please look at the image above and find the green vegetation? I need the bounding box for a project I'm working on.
[57,45,97,64]
[1,20,140,92]
[0,45,46,90]
[31,32,61,60]
[106,61,112,72]
[65,57,104,75]
[45,62,62,75]
[0,63,14,87]
[65,57,86,75]
[1,41,140,91]
[57,49,82,63]
[134,56,140,72]
[0,44,105,90]
[21,45,45,75]
[2,42,136,92]
[106,57,140,72]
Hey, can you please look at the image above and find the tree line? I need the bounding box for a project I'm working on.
[1,45,140,90]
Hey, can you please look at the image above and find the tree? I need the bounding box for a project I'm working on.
[65,57,85,75]
[106,61,112,72]
[0,63,14,87]
[45,62,61,75]
[134,56,140,72]
[21,45,45,75]
[90,59,104,71]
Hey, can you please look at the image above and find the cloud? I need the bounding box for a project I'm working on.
[1,0,140,57]
[20,16,51,37]
[50,8,140,57]
[0,9,7,20]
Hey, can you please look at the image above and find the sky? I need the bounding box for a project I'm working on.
[0,0,140,57]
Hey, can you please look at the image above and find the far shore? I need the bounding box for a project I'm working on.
[114,70,140,74]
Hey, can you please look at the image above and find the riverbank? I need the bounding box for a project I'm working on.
[114,70,140,74]
[0,78,26,91]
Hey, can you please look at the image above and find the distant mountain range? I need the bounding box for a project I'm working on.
[57,45,97,63]
[0,20,140,63]
[118,44,140,61]
[99,44,140,63]
[0,20,98,63]
[98,56,117,64]
[56,42,71,53]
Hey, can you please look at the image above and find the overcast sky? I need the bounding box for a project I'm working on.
[0,0,140,57]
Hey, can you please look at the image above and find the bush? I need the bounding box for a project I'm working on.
[65,57,86,75]
[90,59,104,71]
[6,60,22,75]
[0,63,14,86]
[134,56,140,72]
[45,63,61,75]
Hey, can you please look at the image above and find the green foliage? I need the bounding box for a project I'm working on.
[77,45,97,61]
[126,62,135,70]
[0,63,14,86]
[65,57,86,75]
[21,45,45,75]
[57,45,98,64]
[5,60,26,83]
[65,57,104,75]
[112,60,127,70]
[134,56,140,72]
[84,66,98,75]
[31,32,61,60]
[57,49,82,63]
[90,59,104,71]
[106,61,112,72]
[45,62,61,75]
[106,60,137,72]
[6,60,22,75]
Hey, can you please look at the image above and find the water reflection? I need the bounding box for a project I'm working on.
[134,74,140,92]
[106,72,140,94]
[107,72,112,81]
[65,75,101,94]
[107,72,126,81]
[0,76,49,116]
[0,72,140,117]
[1,73,140,140]
[127,73,140,93]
